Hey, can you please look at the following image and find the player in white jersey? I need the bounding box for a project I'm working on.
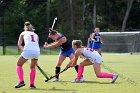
[15,21,40,89]
[66,40,118,83]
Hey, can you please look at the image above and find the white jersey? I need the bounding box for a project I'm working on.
[20,31,40,51]
[80,48,102,63]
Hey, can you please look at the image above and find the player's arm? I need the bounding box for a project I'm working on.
[100,36,103,44]
[92,33,96,42]
[71,49,82,66]
[37,35,39,42]
[17,34,24,51]
[87,38,89,47]
[67,49,82,68]
[44,37,66,48]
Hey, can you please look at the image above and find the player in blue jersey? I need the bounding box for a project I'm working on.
[87,33,94,49]
[44,29,84,82]
[93,27,103,56]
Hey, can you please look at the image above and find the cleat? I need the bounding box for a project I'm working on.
[80,77,85,82]
[71,78,84,83]
[15,81,25,88]
[111,74,118,83]
[52,78,60,82]
[29,84,36,89]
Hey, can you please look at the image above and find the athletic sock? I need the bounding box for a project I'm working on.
[75,65,84,78]
[74,65,79,73]
[30,69,36,85]
[16,66,24,82]
[77,66,84,80]
[55,67,60,79]
[98,72,114,78]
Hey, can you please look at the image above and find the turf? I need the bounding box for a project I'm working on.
[0,54,140,93]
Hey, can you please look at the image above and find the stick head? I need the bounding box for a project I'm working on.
[54,17,57,21]
[45,79,49,82]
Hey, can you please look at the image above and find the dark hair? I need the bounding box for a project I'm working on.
[24,21,30,26]
[49,30,58,35]
[24,21,35,31]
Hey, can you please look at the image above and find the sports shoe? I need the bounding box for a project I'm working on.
[111,74,118,83]
[80,77,85,82]
[15,81,25,88]
[29,84,36,89]
[52,78,60,82]
[71,78,84,83]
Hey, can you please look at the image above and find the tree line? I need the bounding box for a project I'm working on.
[0,0,140,45]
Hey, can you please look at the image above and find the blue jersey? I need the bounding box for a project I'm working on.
[56,34,74,57]
[93,33,102,49]
[56,35,72,51]
[88,38,94,49]
[93,33,101,43]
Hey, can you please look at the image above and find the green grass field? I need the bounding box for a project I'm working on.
[0,54,140,93]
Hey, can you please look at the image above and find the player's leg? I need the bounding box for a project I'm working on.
[97,48,102,56]
[67,48,85,81]
[29,59,37,89]
[72,59,93,83]
[15,56,27,88]
[69,54,78,73]
[68,49,79,73]
[53,54,66,82]
[69,53,84,81]
[93,63,118,83]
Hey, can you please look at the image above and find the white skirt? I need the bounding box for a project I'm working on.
[21,50,40,60]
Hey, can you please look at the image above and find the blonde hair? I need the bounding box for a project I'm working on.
[72,40,82,48]
[94,27,100,32]
[24,21,35,31]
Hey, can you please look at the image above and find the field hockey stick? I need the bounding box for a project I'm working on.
[46,17,57,41]
[45,66,71,82]
[36,65,50,80]
[51,17,57,29]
